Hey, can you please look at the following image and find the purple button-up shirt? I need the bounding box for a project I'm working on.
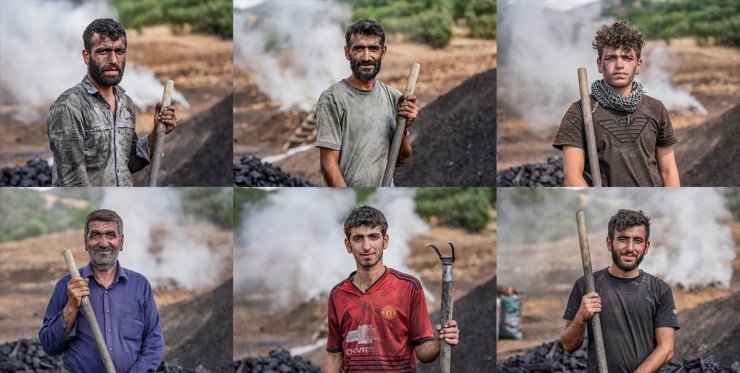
[39,262,163,373]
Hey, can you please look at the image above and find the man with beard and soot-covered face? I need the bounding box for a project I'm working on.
[40,209,163,373]
[316,19,419,187]
[47,18,178,186]
[560,209,679,372]
[325,205,459,372]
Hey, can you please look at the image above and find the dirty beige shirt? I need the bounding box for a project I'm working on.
[47,76,150,186]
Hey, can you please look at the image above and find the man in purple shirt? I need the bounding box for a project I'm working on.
[39,209,163,372]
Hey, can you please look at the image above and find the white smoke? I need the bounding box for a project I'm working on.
[233,0,351,111]
[497,188,735,289]
[235,188,429,308]
[0,0,188,122]
[639,189,733,289]
[498,0,706,134]
[99,188,220,289]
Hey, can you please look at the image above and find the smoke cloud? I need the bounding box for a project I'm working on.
[233,0,350,111]
[0,0,188,122]
[99,188,222,290]
[498,0,706,134]
[497,188,735,290]
[235,188,429,308]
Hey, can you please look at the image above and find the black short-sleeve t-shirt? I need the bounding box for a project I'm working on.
[553,95,678,186]
[563,268,680,373]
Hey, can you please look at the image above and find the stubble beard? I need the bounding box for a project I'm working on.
[88,58,125,87]
[350,56,381,82]
[610,245,645,272]
[88,245,120,270]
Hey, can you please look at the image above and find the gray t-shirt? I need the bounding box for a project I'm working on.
[563,268,680,373]
[316,79,401,186]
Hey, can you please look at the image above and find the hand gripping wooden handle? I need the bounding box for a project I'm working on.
[381,63,420,187]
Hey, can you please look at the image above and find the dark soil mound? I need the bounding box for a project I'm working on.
[497,156,564,187]
[160,279,233,372]
[134,94,233,186]
[676,102,740,186]
[395,68,496,186]
[419,276,496,373]
[673,291,740,365]
[233,154,315,187]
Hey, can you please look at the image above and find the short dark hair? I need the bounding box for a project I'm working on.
[607,209,650,241]
[344,205,388,238]
[85,209,124,238]
[593,20,644,59]
[345,19,385,47]
[83,18,126,52]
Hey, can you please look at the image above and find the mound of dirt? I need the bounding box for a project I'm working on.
[395,68,496,186]
[419,276,496,373]
[676,103,740,186]
[160,279,233,372]
[673,291,740,365]
[133,94,233,186]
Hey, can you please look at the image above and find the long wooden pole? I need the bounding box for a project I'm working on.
[148,80,174,187]
[381,63,420,187]
[578,68,602,187]
[63,249,116,373]
[575,211,607,373]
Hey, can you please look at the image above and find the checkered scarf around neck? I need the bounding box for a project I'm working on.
[591,79,644,113]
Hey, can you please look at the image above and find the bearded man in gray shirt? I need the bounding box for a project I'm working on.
[316,19,418,187]
[48,18,177,186]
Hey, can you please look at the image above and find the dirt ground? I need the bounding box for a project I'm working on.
[0,223,233,359]
[496,220,740,362]
[233,27,496,185]
[0,25,232,171]
[497,38,740,171]
[233,211,497,366]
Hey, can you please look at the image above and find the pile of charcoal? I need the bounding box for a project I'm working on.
[233,348,320,373]
[499,338,739,372]
[498,340,587,372]
[233,154,314,187]
[0,158,52,187]
[661,359,740,373]
[497,156,564,187]
[0,338,61,372]
[0,338,209,373]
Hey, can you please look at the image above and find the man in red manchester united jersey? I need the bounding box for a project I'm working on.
[325,205,460,373]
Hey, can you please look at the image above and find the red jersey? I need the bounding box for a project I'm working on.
[327,267,434,372]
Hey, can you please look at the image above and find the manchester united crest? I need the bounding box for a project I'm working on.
[380,305,397,320]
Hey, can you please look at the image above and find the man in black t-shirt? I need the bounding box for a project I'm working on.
[561,209,679,372]
[553,21,680,187]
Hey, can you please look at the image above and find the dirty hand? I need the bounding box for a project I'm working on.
[397,95,417,129]
[577,292,602,322]
[435,319,459,346]
[154,102,177,134]
[66,275,90,310]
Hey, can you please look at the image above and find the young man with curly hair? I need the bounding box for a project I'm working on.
[553,21,680,187]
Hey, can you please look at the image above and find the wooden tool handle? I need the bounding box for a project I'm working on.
[148,80,175,187]
[63,250,116,373]
[578,68,602,187]
[575,211,607,373]
[381,63,420,187]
